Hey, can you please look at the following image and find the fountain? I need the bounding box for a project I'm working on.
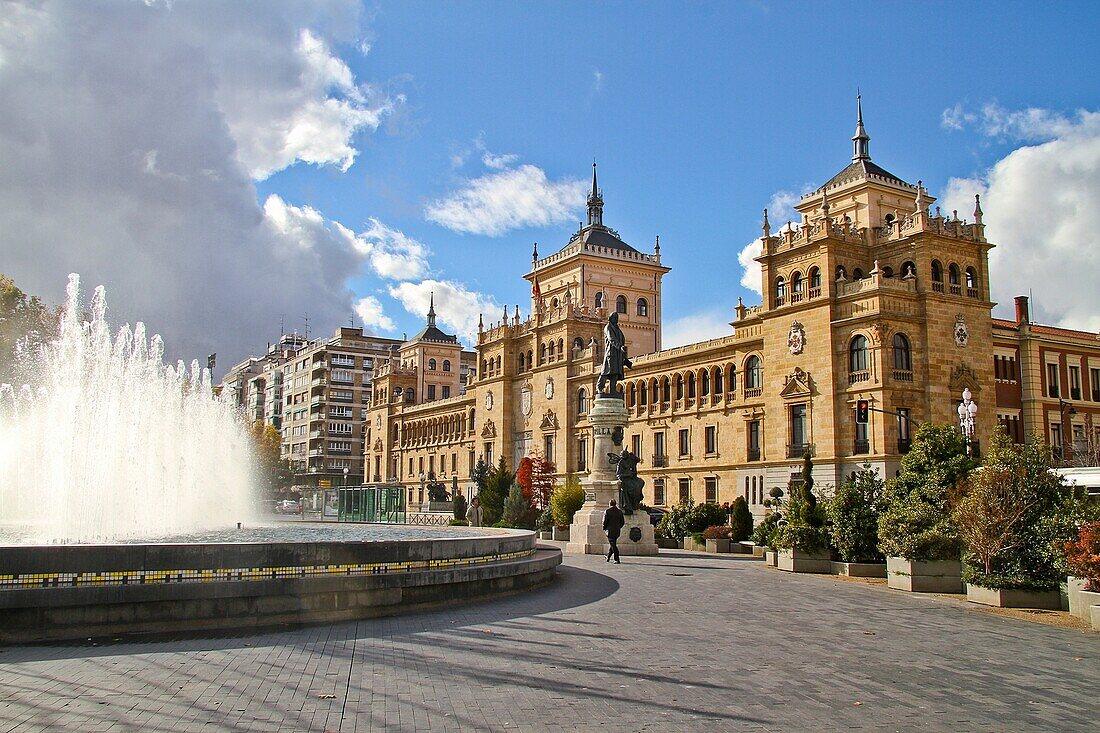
[0,276,559,643]
[0,274,256,544]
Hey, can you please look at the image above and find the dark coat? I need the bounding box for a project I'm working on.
[602,506,625,539]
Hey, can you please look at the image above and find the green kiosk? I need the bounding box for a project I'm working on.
[337,484,406,524]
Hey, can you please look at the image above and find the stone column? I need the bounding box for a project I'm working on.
[565,396,658,556]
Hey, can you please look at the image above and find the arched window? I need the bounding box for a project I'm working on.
[616,295,627,314]
[675,374,684,400]
[405,388,415,403]
[791,272,804,295]
[931,260,943,282]
[701,369,710,396]
[428,358,437,371]
[481,359,487,375]
[687,372,696,398]
[661,376,671,402]
[853,267,864,280]
[518,353,525,371]
[557,338,564,354]
[639,381,647,405]
[637,298,648,317]
[745,356,761,390]
[809,266,821,290]
[594,292,604,309]
[901,260,916,279]
[775,276,786,304]
[548,341,556,358]
[836,265,847,281]
[881,266,894,278]
[563,290,571,303]
[577,388,588,415]
[443,359,451,372]
[551,297,559,309]
[884,213,896,226]
[629,383,637,407]
[948,263,960,285]
[713,366,723,393]
[893,333,911,371]
[650,380,659,404]
[540,344,547,363]
[572,337,584,351]
[495,355,501,370]
[849,335,868,373]
[965,267,978,291]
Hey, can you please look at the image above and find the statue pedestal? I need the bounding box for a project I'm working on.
[564,396,658,556]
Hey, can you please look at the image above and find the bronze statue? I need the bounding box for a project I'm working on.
[608,448,644,515]
[597,312,632,396]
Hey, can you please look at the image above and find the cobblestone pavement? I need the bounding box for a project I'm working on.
[1,549,1098,732]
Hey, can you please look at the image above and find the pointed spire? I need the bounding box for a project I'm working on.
[821,188,831,218]
[973,194,984,225]
[478,313,483,332]
[852,92,871,161]
[426,291,436,327]
[915,179,927,212]
[762,208,771,238]
[586,160,604,227]
[532,241,538,262]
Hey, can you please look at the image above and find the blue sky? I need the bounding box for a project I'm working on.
[2,1,1098,367]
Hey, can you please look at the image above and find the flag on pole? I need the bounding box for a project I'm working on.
[531,277,540,299]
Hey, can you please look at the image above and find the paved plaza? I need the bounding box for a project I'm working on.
[1,548,1097,732]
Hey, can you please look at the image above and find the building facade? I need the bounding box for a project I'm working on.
[362,104,1100,512]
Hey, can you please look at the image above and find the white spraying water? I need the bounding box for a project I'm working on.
[0,274,257,544]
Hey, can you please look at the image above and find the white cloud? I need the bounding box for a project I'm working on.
[481,151,519,170]
[592,69,605,93]
[425,164,587,236]
[0,1,404,369]
[941,101,1081,142]
[738,238,765,295]
[354,295,395,332]
[737,193,802,297]
[941,108,1100,331]
[355,218,430,280]
[387,280,499,344]
[663,309,732,349]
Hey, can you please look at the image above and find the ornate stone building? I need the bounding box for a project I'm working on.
[365,103,1100,512]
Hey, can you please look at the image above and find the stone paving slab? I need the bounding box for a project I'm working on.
[0,549,1097,732]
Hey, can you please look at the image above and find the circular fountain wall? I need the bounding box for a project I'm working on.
[0,524,561,643]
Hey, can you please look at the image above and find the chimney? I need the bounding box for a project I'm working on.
[1014,295,1030,325]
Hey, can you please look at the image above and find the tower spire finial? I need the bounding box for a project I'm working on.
[762,208,771,238]
[852,92,871,162]
[427,291,436,326]
[586,160,604,227]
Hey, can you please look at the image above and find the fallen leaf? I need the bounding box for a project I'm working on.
[318,694,336,699]
[854,702,863,706]
[863,631,876,636]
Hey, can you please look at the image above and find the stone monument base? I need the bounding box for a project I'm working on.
[564,499,658,556]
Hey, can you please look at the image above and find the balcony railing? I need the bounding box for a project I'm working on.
[787,443,810,459]
[849,370,870,385]
[744,387,762,399]
[932,281,945,293]
[808,286,822,299]
[853,439,869,455]
[892,369,913,383]
[651,455,669,468]
[949,284,961,295]
[747,448,761,462]
[967,287,979,298]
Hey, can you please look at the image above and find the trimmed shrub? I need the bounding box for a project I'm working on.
[878,423,975,561]
[500,483,532,528]
[656,499,694,539]
[452,493,468,522]
[703,524,732,540]
[752,512,781,548]
[535,508,554,533]
[688,502,729,534]
[828,466,884,562]
[549,475,585,527]
[1065,521,1100,592]
[729,497,753,542]
[448,519,469,526]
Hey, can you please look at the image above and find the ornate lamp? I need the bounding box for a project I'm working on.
[958,388,979,457]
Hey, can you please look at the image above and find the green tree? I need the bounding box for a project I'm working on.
[549,475,585,527]
[501,483,532,528]
[828,465,885,562]
[480,456,513,526]
[656,498,694,540]
[452,492,468,522]
[954,427,1095,590]
[729,496,754,542]
[250,421,292,499]
[472,457,491,495]
[0,274,60,381]
[878,423,976,561]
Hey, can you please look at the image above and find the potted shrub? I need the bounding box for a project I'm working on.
[535,508,554,539]
[774,453,831,573]
[878,423,974,592]
[703,524,732,553]
[1065,520,1100,624]
[656,500,693,549]
[827,465,886,577]
[549,476,584,541]
[954,429,1087,609]
[729,496,755,553]
[753,510,781,565]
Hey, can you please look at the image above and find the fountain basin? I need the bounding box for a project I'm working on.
[0,525,561,643]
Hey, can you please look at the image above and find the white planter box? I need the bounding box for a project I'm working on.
[1091,604,1100,631]
[705,538,731,553]
[682,537,706,552]
[551,526,570,542]
[765,550,777,567]
[886,557,963,593]
[1070,587,1100,622]
[966,585,1062,609]
[830,561,886,578]
[777,548,832,573]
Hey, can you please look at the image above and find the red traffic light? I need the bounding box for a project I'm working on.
[856,399,870,424]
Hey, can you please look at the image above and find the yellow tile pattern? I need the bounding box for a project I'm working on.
[0,549,534,590]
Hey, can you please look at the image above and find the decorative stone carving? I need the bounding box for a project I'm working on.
[484,390,494,410]
[953,315,969,347]
[544,376,554,399]
[520,380,532,418]
[869,321,891,345]
[481,419,496,438]
[949,364,981,393]
[539,409,558,431]
[787,321,806,355]
[373,438,382,451]
[780,367,812,398]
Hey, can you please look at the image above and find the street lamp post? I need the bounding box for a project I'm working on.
[1057,399,1077,465]
[958,387,979,458]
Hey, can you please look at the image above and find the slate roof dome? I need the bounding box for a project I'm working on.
[410,293,457,344]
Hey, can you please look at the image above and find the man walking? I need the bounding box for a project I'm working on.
[603,499,625,563]
[466,496,484,527]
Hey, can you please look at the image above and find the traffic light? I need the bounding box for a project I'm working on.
[856,399,870,424]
